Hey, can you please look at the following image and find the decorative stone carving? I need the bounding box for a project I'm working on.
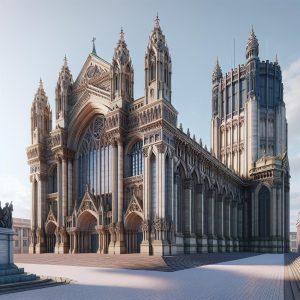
[0,202,13,228]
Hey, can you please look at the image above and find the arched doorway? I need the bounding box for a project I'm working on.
[77,211,99,253]
[258,186,271,238]
[125,212,143,253]
[45,221,57,253]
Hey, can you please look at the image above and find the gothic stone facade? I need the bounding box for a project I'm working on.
[27,19,290,256]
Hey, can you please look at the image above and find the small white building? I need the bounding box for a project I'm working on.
[13,218,31,254]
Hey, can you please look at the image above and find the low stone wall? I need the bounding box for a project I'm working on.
[0,228,14,265]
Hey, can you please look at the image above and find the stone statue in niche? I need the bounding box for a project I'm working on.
[0,202,13,228]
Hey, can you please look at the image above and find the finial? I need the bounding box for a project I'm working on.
[39,77,43,89]
[193,134,196,141]
[120,27,125,42]
[92,37,97,55]
[187,128,190,137]
[155,13,160,28]
[275,54,278,64]
[64,54,68,68]
[179,123,183,131]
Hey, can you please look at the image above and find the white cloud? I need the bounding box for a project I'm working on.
[0,175,31,220]
[283,58,300,142]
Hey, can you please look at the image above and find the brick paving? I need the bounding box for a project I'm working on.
[3,254,284,300]
[284,253,300,299]
[15,252,260,272]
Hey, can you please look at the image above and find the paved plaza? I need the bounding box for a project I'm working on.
[2,254,285,300]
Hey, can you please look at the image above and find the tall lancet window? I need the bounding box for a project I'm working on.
[150,154,156,219]
[77,116,112,204]
[258,186,271,238]
[150,54,156,81]
[165,154,172,219]
[48,166,57,193]
[129,141,143,177]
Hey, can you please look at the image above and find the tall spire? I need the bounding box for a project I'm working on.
[92,37,97,55]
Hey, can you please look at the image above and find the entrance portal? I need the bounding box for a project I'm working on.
[77,211,98,253]
[125,213,143,253]
[45,221,56,253]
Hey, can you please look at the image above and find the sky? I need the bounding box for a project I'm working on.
[0,0,299,231]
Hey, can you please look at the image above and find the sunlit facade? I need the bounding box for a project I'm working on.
[27,19,290,255]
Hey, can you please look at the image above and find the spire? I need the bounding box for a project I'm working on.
[92,37,97,55]
[246,25,259,60]
[155,13,160,28]
[275,54,278,64]
[64,54,68,68]
[212,57,222,82]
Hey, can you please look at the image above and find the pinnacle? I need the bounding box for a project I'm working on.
[39,78,44,90]
[155,13,160,28]
[120,27,125,42]
[64,54,68,68]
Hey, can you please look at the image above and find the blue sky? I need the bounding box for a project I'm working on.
[0,0,299,230]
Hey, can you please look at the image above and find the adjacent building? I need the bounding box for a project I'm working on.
[290,232,297,252]
[13,218,31,254]
[26,18,290,255]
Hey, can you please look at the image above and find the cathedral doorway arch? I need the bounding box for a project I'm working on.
[258,186,271,238]
[45,221,57,253]
[125,212,143,253]
[77,211,99,253]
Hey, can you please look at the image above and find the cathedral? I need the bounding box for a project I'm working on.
[27,17,290,256]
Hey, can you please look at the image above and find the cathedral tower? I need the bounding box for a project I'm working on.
[55,56,73,128]
[31,79,52,144]
[145,15,172,104]
[211,28,289,252]
[111,28,134,108]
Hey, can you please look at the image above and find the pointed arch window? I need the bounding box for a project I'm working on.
[150,55,156,81]
[129,141,143,177]
[77,116,111,204]
[48,166,57,193]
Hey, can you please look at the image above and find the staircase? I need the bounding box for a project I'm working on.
[0,264,68,295]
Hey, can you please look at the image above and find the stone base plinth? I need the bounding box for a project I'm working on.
[114,241,126,254]
[151,240,170,256]
[197,236,208,253]
[108,242,115,254]
[0,228,14,265]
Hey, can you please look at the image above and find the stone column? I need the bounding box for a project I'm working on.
[29,177,37,254]
[57,157,62,227]
[182,179,196,253]
[208,190,217,252]
[140,148,150,255]
[36,175,46,254]
[109,142,118,254]
[115,140,125,254]
[68,159,73,216]
[62,158,68,220]
[271,186,277,253]
[217,195,225,252]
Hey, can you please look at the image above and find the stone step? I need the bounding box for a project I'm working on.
[0,273,37,284]
[0,278,64,295]
[0,267,24,277]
